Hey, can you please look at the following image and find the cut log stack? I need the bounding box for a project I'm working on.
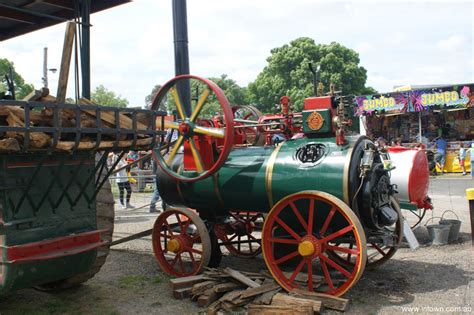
[0,91,156,152]
[169,267,349,315]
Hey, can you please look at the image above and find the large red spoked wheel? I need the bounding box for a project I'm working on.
[152,208,211,276]
[151,75,234,182]
[214,211,264,257]
[327,197,402,270]
[262,191,367,296]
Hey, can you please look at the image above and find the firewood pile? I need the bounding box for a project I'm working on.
[170,267,349,315]
[0,88,160,152]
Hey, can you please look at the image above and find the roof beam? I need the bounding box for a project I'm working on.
[37,0,75,11]
[0,7,38,25]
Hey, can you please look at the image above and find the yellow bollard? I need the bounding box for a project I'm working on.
[466,188,474,245]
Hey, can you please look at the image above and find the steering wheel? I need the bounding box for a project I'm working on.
[151,75,234,182]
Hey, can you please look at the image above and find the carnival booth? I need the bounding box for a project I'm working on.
[354,84,474,173]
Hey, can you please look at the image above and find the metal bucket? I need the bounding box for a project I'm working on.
[425,217,451,245]
[439,210,461,243]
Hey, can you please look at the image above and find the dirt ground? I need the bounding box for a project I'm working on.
[0,176,472,315]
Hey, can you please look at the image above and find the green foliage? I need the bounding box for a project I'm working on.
[145,84,162,109]
[248,37,374,112]
[209,74,249,105]
[0,58,34,99]
[117,274,147,289]
[147,74,249,118]
[91,84,129,107]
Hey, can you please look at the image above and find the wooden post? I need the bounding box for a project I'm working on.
[466,188,474,245]
[56,21,76,104]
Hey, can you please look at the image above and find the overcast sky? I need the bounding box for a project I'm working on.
[1,0,473,107]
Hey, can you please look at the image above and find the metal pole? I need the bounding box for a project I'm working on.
[42,47,48,88]
[80,0,91,99]
[172,0,191,116]
[418,111,422,143]
[466,188,474,245]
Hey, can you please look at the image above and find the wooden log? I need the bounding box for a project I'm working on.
[207,300,221,315]
[54,138,153,151]
[224,268,261,288]
[289,288,349,312]
[252,288,281,305]
[191,280,218,296]
[6,110,51,148]
[240,282,281,299]
[214,282,244,293]
[79,98,148,130]
[271,293,322,314]
[169,274,205,289]
[247,303,313,315]
[56,21,75,103]
[173,287,192,299]
[282,271,324,285]
[0,138,20,151]
[219,289,244,303]
[197,288,220,307]
[22,87,49,101]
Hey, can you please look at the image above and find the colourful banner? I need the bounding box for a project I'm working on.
[354,84,474,116]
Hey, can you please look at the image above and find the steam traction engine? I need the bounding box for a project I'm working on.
[151,75,408,296]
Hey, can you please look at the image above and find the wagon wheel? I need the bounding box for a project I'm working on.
[151,75,234,182]
[232,105,265,146]
[326,197,402,270]
[152,208,211,276]
[262,191,367,296]
[214,211,264,257]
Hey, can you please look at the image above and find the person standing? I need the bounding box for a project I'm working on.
[149,158,161,213]
[115,154,134,209]
[434,136,448,174]
[469,143,474,179]
[459,143,467,176]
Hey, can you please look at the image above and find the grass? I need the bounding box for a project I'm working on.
[117,275,148,289]
[117,274,162,290]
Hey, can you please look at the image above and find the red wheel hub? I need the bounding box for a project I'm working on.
[178,122,191,135]
[231,220,255,236]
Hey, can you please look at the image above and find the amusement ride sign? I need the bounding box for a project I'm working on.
[354,84,474,116]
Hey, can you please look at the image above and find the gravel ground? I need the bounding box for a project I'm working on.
[0,176,472,314]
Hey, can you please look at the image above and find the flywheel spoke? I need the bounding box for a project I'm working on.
[170,87,186,119]
[190,89,210,122]
[189,138,205,173]
[166,135,184,166]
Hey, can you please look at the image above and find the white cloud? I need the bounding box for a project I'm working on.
[436,34,466,51]
[1,0,473,106]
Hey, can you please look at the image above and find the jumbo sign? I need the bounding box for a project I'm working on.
[355,84,473,115]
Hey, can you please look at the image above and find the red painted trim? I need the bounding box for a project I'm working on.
[5,229,107,263]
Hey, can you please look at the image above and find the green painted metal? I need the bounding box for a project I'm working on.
[0,152,98,294]
[302,109,332,133]
[176,136,354,214]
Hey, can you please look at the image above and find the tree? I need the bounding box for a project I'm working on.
[209,74,249,105]
[145,74,249,116]
[144,84,161,109]
[91,84,129,107]
[0,58,34,99]
[248,37,376,112]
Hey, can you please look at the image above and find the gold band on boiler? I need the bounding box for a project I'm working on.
[265,144,283,208]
